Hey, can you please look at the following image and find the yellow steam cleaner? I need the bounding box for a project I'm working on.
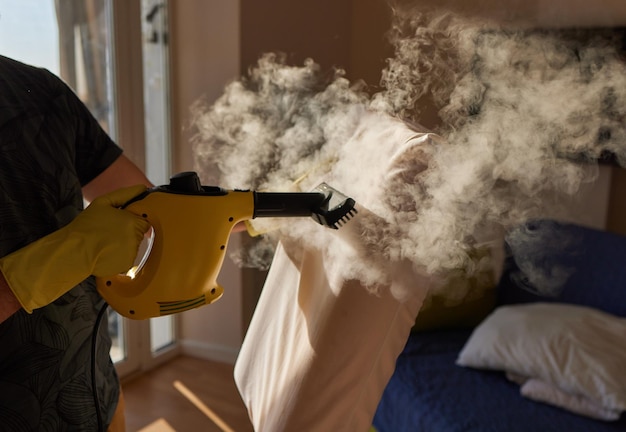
[96,171,356,320]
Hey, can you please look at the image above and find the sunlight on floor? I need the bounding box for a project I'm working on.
[173,380,236,432]
[137,418,176,432]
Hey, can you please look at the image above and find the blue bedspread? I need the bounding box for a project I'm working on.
[373,329,626,432]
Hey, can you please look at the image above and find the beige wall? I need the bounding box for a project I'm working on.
[240,1,351,77]
[240,0,394,88]
[170,1,241,174]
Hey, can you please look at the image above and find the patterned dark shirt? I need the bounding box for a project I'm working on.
[0,55,123,431]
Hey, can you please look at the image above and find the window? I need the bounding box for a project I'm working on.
[0,0,178,376]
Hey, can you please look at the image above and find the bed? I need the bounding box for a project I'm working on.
[373,219,626,431]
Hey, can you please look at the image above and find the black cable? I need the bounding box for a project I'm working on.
[91,301,109,432]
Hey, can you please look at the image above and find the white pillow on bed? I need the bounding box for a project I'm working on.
[520,377,622,421]
[456,303,626,414]
[505,372,621,421]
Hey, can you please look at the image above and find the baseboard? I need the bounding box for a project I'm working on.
[180,339,240,364]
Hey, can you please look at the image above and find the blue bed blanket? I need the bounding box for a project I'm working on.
[373,329,626,432]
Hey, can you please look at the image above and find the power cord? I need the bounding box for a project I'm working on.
[91,301,109,432]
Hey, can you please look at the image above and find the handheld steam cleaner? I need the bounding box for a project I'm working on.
[96,171,357,320]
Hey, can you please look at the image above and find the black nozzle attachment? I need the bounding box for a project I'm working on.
[252,183,357,229]
[309,183,357,229]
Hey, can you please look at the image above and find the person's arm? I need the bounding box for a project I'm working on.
[83,153,153,201]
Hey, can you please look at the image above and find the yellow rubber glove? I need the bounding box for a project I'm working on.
[0,184,150,313]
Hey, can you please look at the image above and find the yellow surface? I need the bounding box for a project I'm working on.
[98,189,254,319]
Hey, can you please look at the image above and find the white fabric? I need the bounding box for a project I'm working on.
[234,114,438,431]
[234,243,426,431]
[457,303,626,414]
[521,377,622,421]
[506,373,622,421]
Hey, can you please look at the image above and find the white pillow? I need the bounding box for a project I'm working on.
[505,372,621,421]
[520,377,622,421]
[456,303,626,412]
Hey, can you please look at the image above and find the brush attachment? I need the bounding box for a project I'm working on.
[310,183,358,229]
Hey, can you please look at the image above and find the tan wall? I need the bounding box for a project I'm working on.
[240,1,351,76]
[170,1,241,174]
[240,0,393,87]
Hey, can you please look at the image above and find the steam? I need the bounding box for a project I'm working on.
[192,55,370,191]
[191,9,626,299]
[505,220,581,297]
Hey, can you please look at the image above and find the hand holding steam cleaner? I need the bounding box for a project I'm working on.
[93,171,357,320]
[0,172,356,320]
[0,185,151,314]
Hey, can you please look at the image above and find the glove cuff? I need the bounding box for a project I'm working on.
[0,227,92,313]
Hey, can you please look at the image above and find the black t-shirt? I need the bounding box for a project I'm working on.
[0,55,123,431]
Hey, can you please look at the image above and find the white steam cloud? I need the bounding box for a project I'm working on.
[191,8,626,299]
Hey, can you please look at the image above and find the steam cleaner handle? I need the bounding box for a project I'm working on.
[96,185,255,320]
[0,185,150,313]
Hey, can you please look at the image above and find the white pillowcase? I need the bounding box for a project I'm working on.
[456,303,626,414]
[521,377,622,421]
[505,372,621,421]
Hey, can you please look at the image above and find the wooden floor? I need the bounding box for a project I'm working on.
[122,356,254,432]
